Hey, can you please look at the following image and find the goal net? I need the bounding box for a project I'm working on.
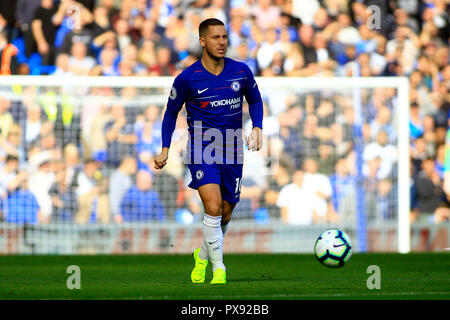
[0,75,409,254]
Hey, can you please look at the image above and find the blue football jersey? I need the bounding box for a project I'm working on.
[162,57,262,149]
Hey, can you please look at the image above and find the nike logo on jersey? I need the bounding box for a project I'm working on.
[198,88,209,94]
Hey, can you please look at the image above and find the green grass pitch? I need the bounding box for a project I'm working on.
[0,253,448,300]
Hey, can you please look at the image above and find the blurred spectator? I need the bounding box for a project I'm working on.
[148,45,175,76]
[302,157,337,223]
[329,157,357,222]
[63,143,81,187]
[54,0,94,55]
[15,0,42,36]
[231,40,258,75]
[3,177,41,224]
[0,155,27,200]
[263,157,293,219]
[104,104,137,168]
[203,0,228,26]
[27,154,55,223]
[90,47,120,76]
[386,25,420,75]
[99,0,119,24]
[438,128,450,223]
[29,0,61,66]
[413,157,445,222]
[137,39,157,70]
[277,169,316,225]
[149,157,181,221]
[120,170,165,222]
[49,161,77,222]
[23,102,47,151]
[0,123,25,165]
[135,120,162,171]
[0,30,18,74]
[316,143,337,176]
[375,178,396,222]
[87,102,113,162]
[90,5,111,39]
[256,27,282,72]
[109,156,137,223]
[410,136,429,175]
[278,108,301,163]
[369,34,388,75]
[370,106,396,143]
[363,130,397,180]
[74,158,109,223]
[113,18,132,53]
[298,24,318,68]
[297,114,321,164]
[409,102,424,140]
[138,19,162,48]
[235,176,264,220]
[252,0,281,30]
[68,41,96,75]
[51,53,73,76]
[119,43,147,75]
[435,143,446,180]
[291,0,319,26]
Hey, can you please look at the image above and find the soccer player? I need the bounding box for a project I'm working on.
[154,18,263,284]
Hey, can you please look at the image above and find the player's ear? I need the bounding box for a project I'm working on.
[199,36,206,48]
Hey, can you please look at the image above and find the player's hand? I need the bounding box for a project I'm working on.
[154,148,169,169]
[246,127,263,151]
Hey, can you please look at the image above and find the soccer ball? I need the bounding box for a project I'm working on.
[314,229,352,268]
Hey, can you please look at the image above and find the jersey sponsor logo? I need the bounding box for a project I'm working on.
[195,169,204,180]
[198,88,208,94]
[198,97,241,109]
[210,97,240,107]
[169,86,177,100]
[231,81,241,92]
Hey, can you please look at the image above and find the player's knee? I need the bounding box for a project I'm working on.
[221,202,236,224]
[222,212,232,225]
[205,202,223,216]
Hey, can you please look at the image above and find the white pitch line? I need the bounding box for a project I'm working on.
[89,291,450,300]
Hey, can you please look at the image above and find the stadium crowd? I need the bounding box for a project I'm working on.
[0,0,448,225]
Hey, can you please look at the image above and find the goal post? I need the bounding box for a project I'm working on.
[256,76,410,253]
[0,75,410,254]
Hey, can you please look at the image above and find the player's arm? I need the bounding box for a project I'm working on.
[243,65,263,151]
[154,74,187,169]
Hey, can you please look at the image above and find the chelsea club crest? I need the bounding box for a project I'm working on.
[231,81,241,92]
[196,170,204,180]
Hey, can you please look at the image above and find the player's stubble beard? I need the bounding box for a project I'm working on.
[204,44,227,62]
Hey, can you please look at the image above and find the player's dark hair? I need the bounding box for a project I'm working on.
[199,18,225,37]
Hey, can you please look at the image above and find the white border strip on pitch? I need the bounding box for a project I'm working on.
[90,291,450,300]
